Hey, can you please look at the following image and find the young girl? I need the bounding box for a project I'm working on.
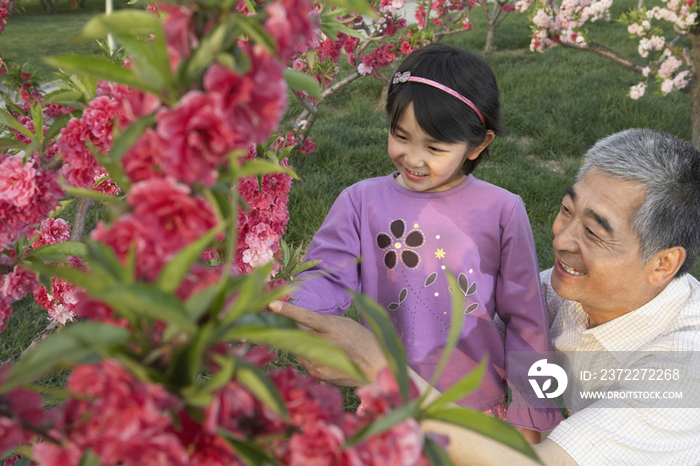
[291,43,560,438]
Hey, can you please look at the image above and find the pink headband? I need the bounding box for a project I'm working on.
[393,71,485,127]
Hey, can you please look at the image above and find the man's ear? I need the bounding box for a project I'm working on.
[648,246,686,287]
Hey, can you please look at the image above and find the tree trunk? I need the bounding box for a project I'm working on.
[70,197,94,242]
[484,21,496,54]
[689,31,700,149]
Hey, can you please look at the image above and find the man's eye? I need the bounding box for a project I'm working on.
[560,205,570,214]
[585,228,599,239]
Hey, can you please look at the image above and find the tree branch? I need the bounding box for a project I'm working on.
[70,197,95,242]
[556,40,647,74]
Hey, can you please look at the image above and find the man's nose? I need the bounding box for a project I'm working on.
[552,216,578,253]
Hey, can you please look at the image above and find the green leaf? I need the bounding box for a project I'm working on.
[43,90,85,105]
[231,15,278,57]
[423,435,454,466]
[220,432,277,466]
[84,13,173,98]
[218,266,268,326]
[222,326,366,383]
[289,259,322,277]
[423,360,486,415]
[284,68,321,99]
[27,241,88,261]
[44,55,162,96]
[182,23,228,87]
[24,258,108,292]
[108,113,156,162]
[430,270,466,386]
[351,291,410,401]
[0,323,131,393]
[0,138,28,151]
[425,407,542,464]
[85,239,127,281]
[185,280,226,321]
[30,102,44,148]
[0,111,33,139]
[13,457,32,466]
[64,186,122,203]
[154,223,226,294]
[236,359,289,419]
[78,449,101,466]
[167,321,216,388]
[322,0,372,14]
[92,283,197,335]
[44,114,74,150]
[345,400,421,447]
[237,159,300,180]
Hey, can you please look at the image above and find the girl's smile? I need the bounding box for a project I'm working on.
[388,103,493,193]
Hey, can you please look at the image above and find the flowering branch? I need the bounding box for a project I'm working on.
[555,39,647,73]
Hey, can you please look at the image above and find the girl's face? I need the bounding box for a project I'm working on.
[388,103,492,193]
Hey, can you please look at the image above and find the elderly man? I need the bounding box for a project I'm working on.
[270,128,700,465]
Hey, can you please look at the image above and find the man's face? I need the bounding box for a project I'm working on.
[551,168,659,325]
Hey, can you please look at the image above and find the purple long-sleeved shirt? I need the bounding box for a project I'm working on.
[292,173,561,431]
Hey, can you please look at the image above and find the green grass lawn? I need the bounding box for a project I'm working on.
[1,0,698,363]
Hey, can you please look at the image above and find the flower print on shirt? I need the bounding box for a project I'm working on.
[376,219,424,269]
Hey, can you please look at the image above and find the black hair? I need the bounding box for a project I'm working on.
[385,43,505,175]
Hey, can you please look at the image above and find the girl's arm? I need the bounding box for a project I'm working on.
[291,189,363,315]
[495,198,563,432]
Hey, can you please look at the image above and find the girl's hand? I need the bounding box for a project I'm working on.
[268,300,388,385]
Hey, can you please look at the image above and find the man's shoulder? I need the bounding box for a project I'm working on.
[649,273,700,350]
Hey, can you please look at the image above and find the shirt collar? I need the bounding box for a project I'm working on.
[578,275,691,353]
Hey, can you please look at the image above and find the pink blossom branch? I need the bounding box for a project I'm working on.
[555,40,647,74]
[0,408,62,444]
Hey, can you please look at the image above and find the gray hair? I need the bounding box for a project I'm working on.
[579,128,700,277]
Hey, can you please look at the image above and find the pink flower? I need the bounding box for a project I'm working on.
[356,367,420,418]
[34,360,188,466]
[288,421,362,466]
[204,46,288,148]
[501,4,516,11]
[1,265,39,302]
[0,156,37,208]
[264,0,320,61]
[57,119,103,189]
[400,41,413,55]
[159,2,198,70]
[0,366,44,455]
[0,297,11,333]
[156,91,234,186]
[81,96,117,150]
[122,129,165,183]
[31,218,71,249]
[354,419,424,466]
[92,178,219,281]
[0,165,63,251]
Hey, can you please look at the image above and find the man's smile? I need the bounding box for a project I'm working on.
[558,260,586,276]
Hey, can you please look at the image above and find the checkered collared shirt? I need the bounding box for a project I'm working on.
[541,268,700,466]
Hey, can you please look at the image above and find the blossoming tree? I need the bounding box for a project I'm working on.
[292,0,522,143]
[517,0,700,148]
[0,1,539,465]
